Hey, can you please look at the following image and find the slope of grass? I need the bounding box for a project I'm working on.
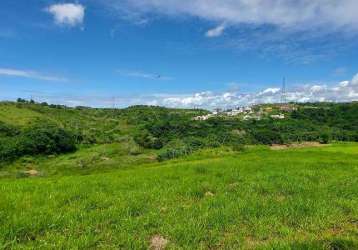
[0,139,157,178]
[0,103,45,126]
[0,102,134,144]
[1,144,357,249]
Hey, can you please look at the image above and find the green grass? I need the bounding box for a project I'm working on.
[0,103,45,126]
[0,102,135,145]
[1,144,357,249]
[0,140,157,178]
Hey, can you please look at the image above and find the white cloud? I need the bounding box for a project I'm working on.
[46,3,85,27]
[259,88,281,95]
[352,73,358,85]
[6,72,358,109]
[339,81,350,87]
[116,69,173,80]
[106,1,358,31]
[206,24,226,38]
[0,68,67,82]
[100,1,358,63]
[310,85,326,93]
[145,72,358,109]
[94,1,358,64]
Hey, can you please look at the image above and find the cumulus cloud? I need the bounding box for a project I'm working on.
[352,73,358,85]
[0,68,67,82]
[260,88,281,95]
[7,72,358,109]
[147,73,358,109]
[46,3,85,27]
[99,1,358,63]
[206,24,226,38]
[116,69,173,80]
[106,1,358,31]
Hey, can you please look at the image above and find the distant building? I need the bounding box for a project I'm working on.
[226,109,243,116]
[279,104,297,112]
[243,114,262,121]
[270,114,285,119]
[193,114,213,121]
[193,105,255,120]
[244,107,252,112]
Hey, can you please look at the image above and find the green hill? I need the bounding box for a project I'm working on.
[1,101,358,249]
[1,101,358,178]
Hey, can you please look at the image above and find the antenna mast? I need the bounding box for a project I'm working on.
[281,77,286,104]
[111,96,116,109]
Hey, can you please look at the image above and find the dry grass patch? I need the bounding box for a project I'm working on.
[150,235,169,250]
[270,142,329,150]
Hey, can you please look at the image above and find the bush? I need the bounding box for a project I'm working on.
[0,138,18,162]
[319,133,330,144]
[17,122,76,155]
[157,146,193,161]
[0,121,19,137]
[251,129,284,145]
[0,121,76,162]
[156,139,198,161]
[183,137,205,149]
[134,130,163,149]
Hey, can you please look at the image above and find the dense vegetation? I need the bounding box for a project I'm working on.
[132,102,358,160]
[0,120,76,162]
[0,100,358,164]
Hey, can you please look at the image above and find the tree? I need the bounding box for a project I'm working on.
[16,98,26,103]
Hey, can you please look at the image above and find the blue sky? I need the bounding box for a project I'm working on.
[1,0,358,108]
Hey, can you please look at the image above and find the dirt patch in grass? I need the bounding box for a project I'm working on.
[205,191,215,197]
[150,235,169,250]
[270,142,330,150]
[228,182,239,189]
[24,169,39,176]
[245,236,270,249]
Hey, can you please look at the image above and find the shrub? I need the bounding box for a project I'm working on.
[251,129,284,145]
[0,138,18,162]
[319,133,330,144]
[0,121,19,137]
[157,146,193,161]
[0,121,76,162]
[183,137,205,149]
[17,122,76,155]
[134,130,163,149]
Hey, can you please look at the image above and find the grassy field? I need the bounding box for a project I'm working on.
[0,141,157,178]
[1,143,357,249]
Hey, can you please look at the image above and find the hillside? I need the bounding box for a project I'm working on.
[1,101,358,178]
[0,101,358,249]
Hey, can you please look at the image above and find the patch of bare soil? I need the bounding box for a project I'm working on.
[150,235,169,250]
[24,169,39,176]
[205,191,215,197]
[245,236,270,249]
[270,142,329,150]
[228,182,239,188]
